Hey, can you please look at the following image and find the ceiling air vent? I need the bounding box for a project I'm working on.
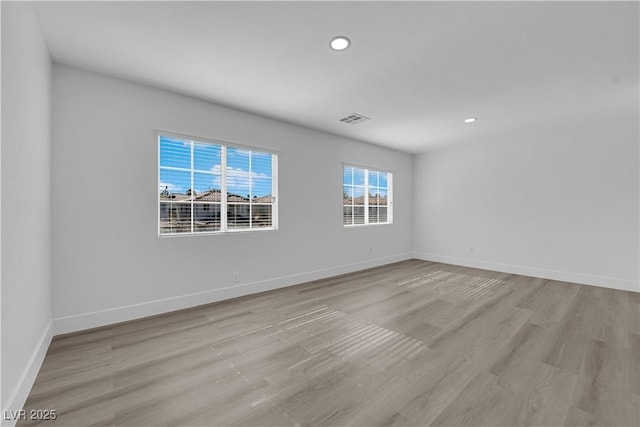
[339,113,371,125]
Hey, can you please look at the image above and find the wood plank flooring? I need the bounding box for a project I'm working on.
[18,260,640,426]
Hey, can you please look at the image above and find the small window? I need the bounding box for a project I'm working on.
[343,164,392,226]
[159,133,278,235]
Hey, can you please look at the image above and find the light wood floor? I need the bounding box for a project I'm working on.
[19,260,640,426]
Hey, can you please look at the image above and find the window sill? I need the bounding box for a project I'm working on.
[158,227,278,238]
[343,222,393,228]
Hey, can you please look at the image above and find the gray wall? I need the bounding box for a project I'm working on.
[413,106,639,291]
[51,65,414,333]
[1,2,53,418]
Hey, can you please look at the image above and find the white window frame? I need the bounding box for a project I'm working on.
[158,131,278,236]
[343,163,393,227]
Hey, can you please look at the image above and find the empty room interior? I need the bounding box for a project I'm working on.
[2,1,639,426]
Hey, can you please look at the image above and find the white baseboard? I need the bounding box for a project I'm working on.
[53,253,413,335]
[2,321,53,427]
[413,252,639,293]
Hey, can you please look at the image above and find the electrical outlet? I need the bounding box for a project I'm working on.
[369,247,373,254]
[469,247,475,255]
[232,272,239,283]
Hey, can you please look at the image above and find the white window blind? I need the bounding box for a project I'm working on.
[343,164,392,226]
[159,134,277,235]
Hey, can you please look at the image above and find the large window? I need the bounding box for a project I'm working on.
[343,164,392,226]
[158,133,277,235]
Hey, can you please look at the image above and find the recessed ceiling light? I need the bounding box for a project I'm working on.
[330,36,351,51]
[464,118,477,123]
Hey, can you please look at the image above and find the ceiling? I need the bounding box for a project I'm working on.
[33,1,639,154]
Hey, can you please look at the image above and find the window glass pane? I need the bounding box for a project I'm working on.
[343,186,353,205]
[369,206,379,223]
[353,167,365,185]
[369,190,380,206]
[159,202,191,234]
[226,147,251,201]
[379,207,388,222]
[227,203,250,229]
[251,204,272,228]
[228,194,250,205]
[193,143,221,173]
[252,177,272,199]
[343,206,353,225]
[159,136,191,169]
[251,152,272,177]
[379,172,388,188]
[251,152,273,202]
[253,195,273,203]
[159,169,191,201]
[193,172,221,200]
[343,166,353,185]
[368,170,379,187]
[379,189,388,206]
[354,206,365,224]
[353,186,365,206]
[159,202,174,234]
[193,203,220,232]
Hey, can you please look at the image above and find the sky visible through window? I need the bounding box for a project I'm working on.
[342,165,388,199]
[159,136,273,198]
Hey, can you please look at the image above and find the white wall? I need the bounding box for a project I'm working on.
[413,106,639,292]
[51,65,413,333]
[1,2,53,422]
